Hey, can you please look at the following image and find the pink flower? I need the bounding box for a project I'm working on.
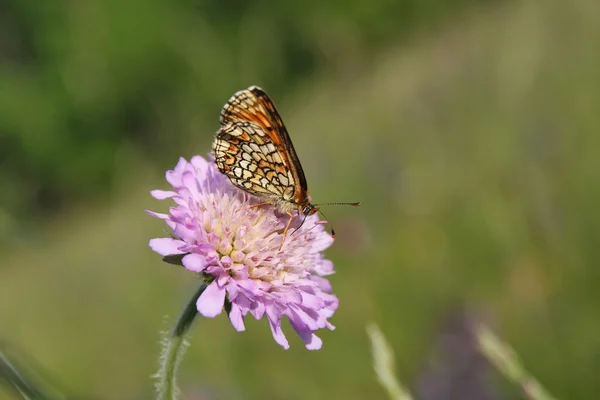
[147,156,338,350]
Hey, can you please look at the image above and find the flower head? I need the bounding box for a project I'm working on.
[147,155,338,350]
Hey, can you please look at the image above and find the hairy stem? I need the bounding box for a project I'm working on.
[155,282,207,400]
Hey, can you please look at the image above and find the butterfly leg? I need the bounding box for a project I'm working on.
[279,212,294,251]
[236,202,273,213]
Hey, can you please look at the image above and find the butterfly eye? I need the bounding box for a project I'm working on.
[303,205,318,215]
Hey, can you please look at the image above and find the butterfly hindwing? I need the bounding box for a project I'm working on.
[213,120,296,202]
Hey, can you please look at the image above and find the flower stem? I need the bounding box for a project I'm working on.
[156,282,207,400]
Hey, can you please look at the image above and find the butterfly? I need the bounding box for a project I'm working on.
[212,86,358,247]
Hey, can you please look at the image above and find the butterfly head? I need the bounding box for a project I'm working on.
[302,203,319,216]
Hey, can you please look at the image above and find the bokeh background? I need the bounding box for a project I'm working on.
[1,0,599,398]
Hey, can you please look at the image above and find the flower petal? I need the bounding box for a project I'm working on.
[182,253,207,272]
[196,281,226,318]
[303,333,323,350]
[149,238,185,256]
[228,304,246,331]
[309,276,333,292]
[145,210,170,220]
[267,307,290,350]
[314,259,335,276]
[267,315,289,349]
[150,190,177,200]
[166,157,189,186]
[289,317,323,350]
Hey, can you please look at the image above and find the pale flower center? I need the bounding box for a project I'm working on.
[200,192,304,286]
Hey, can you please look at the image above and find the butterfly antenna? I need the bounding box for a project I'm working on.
[313,202,361,207]
[316,209,336,238]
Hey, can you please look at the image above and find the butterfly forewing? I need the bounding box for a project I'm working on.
[213,86,309,212]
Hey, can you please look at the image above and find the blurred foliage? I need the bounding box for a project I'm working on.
[0,0,481,232]
[2,0,600,399]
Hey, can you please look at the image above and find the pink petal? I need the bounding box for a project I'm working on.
[300,292,324,309]
[190,155,209,172]
[314,259,335,276]
[228,305,246,331]
[250,302,265,320]
[145,210,170,220]
[150,190,177,200]
[236,278,258,292]
[182,254,207,272]
[289,306,320,330]
[217,273,230,286]
[182,171,200,197]
[149,238,185,256]
[268,320,289,349]
[289,317,323,350]
[310,276,332,292]
[305,334,323,350]
[196,282,226,318]
[173,224,196,243]
[266,307,289,349]
[166,158,188,186]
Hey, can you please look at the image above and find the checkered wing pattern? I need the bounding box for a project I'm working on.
[212,86,309,212]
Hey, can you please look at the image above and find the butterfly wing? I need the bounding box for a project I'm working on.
[213,86,309,208]
[219,87,308,192]
[213,120,297,204]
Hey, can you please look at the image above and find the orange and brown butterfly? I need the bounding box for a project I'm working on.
[212,86,358,246]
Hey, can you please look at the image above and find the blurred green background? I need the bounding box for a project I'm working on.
[1,0,600,398]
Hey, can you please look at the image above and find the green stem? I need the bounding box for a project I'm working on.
[0,348,62,400]
[476,324,558,400]
[366,323,414,400]
[156,282,207,400]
